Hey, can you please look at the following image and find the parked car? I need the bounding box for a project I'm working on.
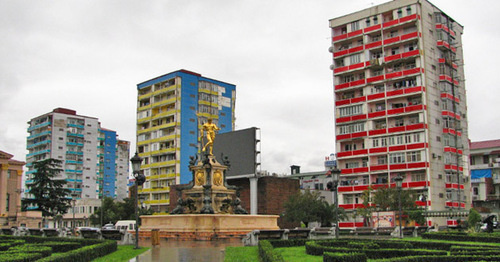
[101,224,115,230]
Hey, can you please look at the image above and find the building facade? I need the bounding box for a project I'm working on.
[0,151,42,228]
[136,70,236,212]
[26,108,130,226]
[329,0,469,228]
[470,139,500,214]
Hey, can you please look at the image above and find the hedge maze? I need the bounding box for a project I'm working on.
[259,232,500,262]
[0,235,117,262]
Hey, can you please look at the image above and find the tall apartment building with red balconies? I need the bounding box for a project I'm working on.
[329,0,469,228]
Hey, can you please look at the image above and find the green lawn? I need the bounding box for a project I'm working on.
[92,245,149,262]
[275,246,322,262]
[224,246,259,262]
[224,237,500,262]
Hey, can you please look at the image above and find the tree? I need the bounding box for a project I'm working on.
[357,187,376,227]
[88,197,154,226]
[358,186,424,226]
[22,159,72,225]
[467,208,482,231]
[283,190,345,227]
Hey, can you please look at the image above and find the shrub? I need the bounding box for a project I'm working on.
[37,240,117,262]
[7,244,53,257]
[324,252,367,262]
[363,248,447,259]
[32,241,82,253]
[0,252,43,262]
[269,239,309,248]
[377,254,500,262]
[422,232,500,243]
[258,240,284,262]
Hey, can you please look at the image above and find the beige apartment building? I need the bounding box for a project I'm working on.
[329,0,469,228]
[0,151,42,228]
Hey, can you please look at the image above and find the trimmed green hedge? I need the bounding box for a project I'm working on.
[306,241,447,259]
[7,244,53,257]
[32,241,82,253]
[269,239,308,248]
[37,240,117,262]
[324,252,367,262]
[0,252,43,262]
[0,235,117,262]
[377,254,500,261]
[422,232,500,243]
[258,240,284,262]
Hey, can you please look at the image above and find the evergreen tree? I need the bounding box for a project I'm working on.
[22,159,72,222]
[283,190,346,227]
[358,186,424,225]
[89,197,154,226]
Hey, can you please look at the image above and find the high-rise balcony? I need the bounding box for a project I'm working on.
[367,104,425,119]
[444,164,464,172]
[382,31,420,47]
[442,128,462,137]
[445,202,465,208]
[439,74,459,86]
[435,24,456,38]
[438,58,458,70]
[366,66,423,84]
[441,110,461,120]
[338,180,429,193]
[437,40,456,53]
[440,93,460,103]
[340,162,429,174]
[445,183,465,190]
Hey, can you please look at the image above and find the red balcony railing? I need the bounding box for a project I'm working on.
[439,74,459,86]
[445,183,465,190]
[335,79,366,90]
[336,131,368,141]
[441,110,461,120]
[440,93,460,103]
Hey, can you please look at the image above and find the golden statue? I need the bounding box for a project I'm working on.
[199,118,219,155]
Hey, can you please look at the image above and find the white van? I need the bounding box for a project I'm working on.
[115,220,136,233]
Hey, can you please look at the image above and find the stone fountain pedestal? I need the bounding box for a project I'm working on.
[140,214,279,240]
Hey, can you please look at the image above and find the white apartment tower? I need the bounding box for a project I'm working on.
[26,108,130,203]
[329,0,469,228]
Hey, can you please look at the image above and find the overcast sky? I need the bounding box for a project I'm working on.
[1,0,499,175]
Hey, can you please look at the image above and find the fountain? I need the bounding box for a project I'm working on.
[139,119,279,240]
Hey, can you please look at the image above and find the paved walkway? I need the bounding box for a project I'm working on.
[129,239,243,262]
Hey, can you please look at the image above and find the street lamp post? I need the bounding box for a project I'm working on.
[327,167,341,239]
[71,193,77,235]
[130,152,145,249]
[394,175,404,239]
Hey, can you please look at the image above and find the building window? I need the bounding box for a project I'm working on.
[366,18,371,27]
[406,6,412,15]
[407,151,422,162]
[397,9,403,18]
[394,118,404,127]
[411,172,425,182]
[351,21,360,31]
[339,105,363,117]
[346,161,359,169]
[483,155,489,164]
[6,193,9,211]
[390,153,405,164]
[350,54,361,64]
[373,16,378,25]
[377,156,387,165]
